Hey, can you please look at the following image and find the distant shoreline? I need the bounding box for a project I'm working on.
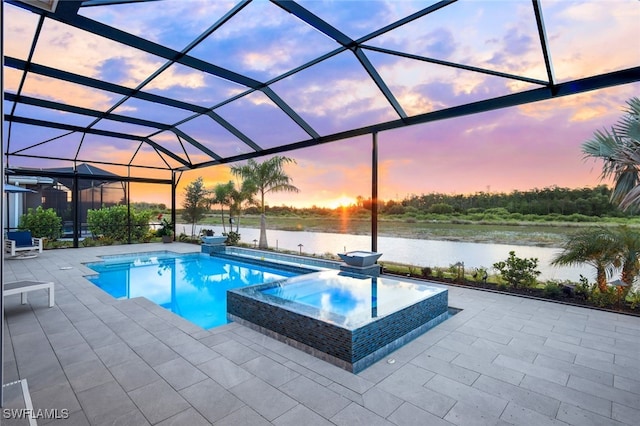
[224,223,563,247]
[192,216,623,248]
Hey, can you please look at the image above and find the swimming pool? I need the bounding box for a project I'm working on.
[85,251,300,329]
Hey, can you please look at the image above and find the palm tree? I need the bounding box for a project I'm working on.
[582,97,640,211]
[551,227,618,292]
[210,180,253,235]
[610,226,640,287]
[231,156,299,249]
[211,181,234,234]
[228,178,255,234]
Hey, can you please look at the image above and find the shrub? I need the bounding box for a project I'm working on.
[493,251,541,288]
[224,231,240,245]
[589,287,617,308]
[543,282,562,298]
[45,240,72,249]
[141,230,154,243]
[429,203,453,214]
[574,275,592,299]
[421,266,432,278]
[81,238,98,247]
[385,204,406,215]
[407,265,417,276]
[19,206,63,240]
[97,236,115,246]
[177,233,199,243]
[155,215,173,237]
[472,267,488,283]
[87,205,151,241]
[467,213,485,221]
[484,207,510,216]
[627,289,640,309]
[566,213,593,222]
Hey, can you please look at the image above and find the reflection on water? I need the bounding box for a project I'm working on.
[190,224,593,282]
[262,270,446,328]
[86,253,295,329]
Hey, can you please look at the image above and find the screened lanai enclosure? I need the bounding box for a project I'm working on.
[2,0,640,406]
[4,163,170,245]
[5,164,126,232]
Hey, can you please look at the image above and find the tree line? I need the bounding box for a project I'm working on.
[220,185,624,219]
[380,185,624,217]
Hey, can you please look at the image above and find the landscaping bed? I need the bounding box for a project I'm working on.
[382,270,640,317]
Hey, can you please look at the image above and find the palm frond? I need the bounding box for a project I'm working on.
[582,97,640,210]
[619,184,640,211]
[582,128,618,157]
[551,228,616,267]
[614,97,640,141]
[611,168,640,206]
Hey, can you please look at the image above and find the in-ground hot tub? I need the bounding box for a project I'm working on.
[228,270,450,373]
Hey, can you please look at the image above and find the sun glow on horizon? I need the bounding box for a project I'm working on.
[324,195,357,210]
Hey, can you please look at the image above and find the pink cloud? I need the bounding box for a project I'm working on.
[265,82,638,207]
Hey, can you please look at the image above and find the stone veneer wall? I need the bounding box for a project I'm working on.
[227,287,448,372]
[351,291,448,361]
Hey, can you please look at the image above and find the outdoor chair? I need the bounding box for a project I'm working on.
[5,231,43,257]
[3,281,55,307]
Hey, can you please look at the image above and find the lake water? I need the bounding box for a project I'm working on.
[183,224,595,282]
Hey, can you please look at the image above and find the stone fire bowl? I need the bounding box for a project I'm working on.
[337,251,382,267]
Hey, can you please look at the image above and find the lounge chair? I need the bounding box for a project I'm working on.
[5,231,43,257]
[4,281,55,307]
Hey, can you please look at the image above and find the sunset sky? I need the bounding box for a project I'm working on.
[211,86,640,209]
[4,0,640,209]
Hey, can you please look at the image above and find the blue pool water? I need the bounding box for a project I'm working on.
[85,251,298,329]
[260,270,448,328]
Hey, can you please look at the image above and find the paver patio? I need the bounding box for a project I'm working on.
[2,243,639,425]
